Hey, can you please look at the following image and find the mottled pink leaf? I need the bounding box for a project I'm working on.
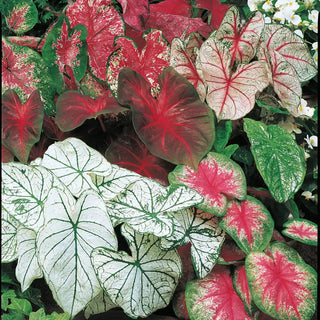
[80,71,110,98]
[217,237,246,264]
[169,152,246,216]
[6,36,41,51]
[282,219,317,246]
[66,0,124,81]
[150,0,192,17]
[2,89,44,163]
[218,196,274,254]
[117,67,214,169]
[245,241,317,320]
[2,145,15,163]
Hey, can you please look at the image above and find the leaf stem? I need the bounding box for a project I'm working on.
[98,116,106,133]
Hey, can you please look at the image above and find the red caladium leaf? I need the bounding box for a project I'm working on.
[55,91,127,132]
[2,89,44,163]
[177,243,196,289]
[117,67,214,169]
[62,65,78,91]
[150,0,192,17]
[245,241,317,320]
[169,152,246,216]
[107,29,170,97]
[6,36,41,51]
[185,265,252,320]
[215,6,264,66]
[66,0,124,81]
[282,218,317,246]
[28,135,52,163]
[172,291,189,320]
[2,145,15,163]
[200,37,269,120]
[217,237,246,264]
[42,114,69,141]
[218,196,274,254]
[106,132,175,185]
[124,24,147,50]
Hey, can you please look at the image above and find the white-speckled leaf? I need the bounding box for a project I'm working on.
[84,290,116,319]
[91,224,182,318]
[41,138,112,197]
[36,188,117,316]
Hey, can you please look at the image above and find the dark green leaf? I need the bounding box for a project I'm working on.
[213,120,233,152]
[256,99,290,115]
[232,146,253,166]
[221,144,239,158]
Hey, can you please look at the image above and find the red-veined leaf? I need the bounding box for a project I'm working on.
[217,237,246,264]
[118,67,214,169]
[2,89,44,163]
[2,145,15,163]
[106,132,175,185]
[200,37,269,120]
[173,291,189,320]
[169,152,246,216]
[6,36,41,51]
[150,0,192,17]
[28,135,52,163]
[42,114,69,141]
[124,24,146,50]
[282,219,317,246]
[218,196,274,254]
[186,265,252,320]
[55,91,127,132]
[215,6,264,66]
[66,0,124,81]
[62,65,78,91]
[106,29,170,97]
[246,241,317,320]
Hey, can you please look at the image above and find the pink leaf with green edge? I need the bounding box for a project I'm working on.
[1,89,44,163]
[6,36,41,51]
[199,37,269,120]
[117,67,215,169]
[173,291,189,320]
[185,265,253,320]
[262,24,317,82]
[2,145,15,163]
[55,91,127,132]
[218,196,274,254]
[66,0,124,81]
[215,6,264,66]
[106,29,170,97]
[169,152,246,216]
[106,132,175,185]
[217,237,246,264]
[150,0,192,17]
[282,219,317,246]
[245,241,317,320]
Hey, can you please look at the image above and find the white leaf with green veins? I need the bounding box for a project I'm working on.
[161,209,225,278]
[105,179,203,237]
[41,137,112,197]
[36,188,117,317]
[91,224,182,318]
[16,227,42,292]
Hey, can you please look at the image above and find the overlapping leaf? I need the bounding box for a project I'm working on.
[217,237,246,264]
[6,36,41,51]
[37,188,117,316]
[91,224,182,318]
[169,152,246,216]
[245,241,317,320]
[118,67,215,169]
[150,0,192,17]
[84,290,116,319]
[79,71,110,98]
[2,145,14,163]
[172,291,189,320]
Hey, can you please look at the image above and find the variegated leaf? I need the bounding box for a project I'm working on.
[84,290,116,319]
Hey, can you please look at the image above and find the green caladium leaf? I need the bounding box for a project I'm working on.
[213,120,233,153]
[160,208,225,278]
[243,119,306,203]
[105,178,203,237]
[41,137,112,198]
[91,224,182,318]
[7,298,32,315]
[36,188,117,317]
[84,290,116,319]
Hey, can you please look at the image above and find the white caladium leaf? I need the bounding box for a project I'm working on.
[41,137,112,197]
[16,227,42,292]
[91,224,182,318]
[161,208,225,278]
[200,37,269,120]
[105,178,203,237]
[37,188,117,316]
[84,290,116,319]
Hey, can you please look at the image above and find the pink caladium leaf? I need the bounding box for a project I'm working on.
[169,152,246,216]
[215,6,264,66]
[107,29,170,97]
[2,145,15,163]
[80,71,110,98]
[282,218,317,246]
[245,241,317,320]
[200,37,269,120]
[217,237,246,264]
[55,91,127,132]
[6,36,41,51]
[185,265,253,320]
[66,0,124,81]
[117,67,214,169]
[2,89,44,163]
[150,0,192,17]
[218,196,274,254]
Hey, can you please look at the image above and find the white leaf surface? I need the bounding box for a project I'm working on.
[84,290,116,319]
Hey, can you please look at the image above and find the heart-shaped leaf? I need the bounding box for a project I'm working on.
[41,137,112,197]
[37,188,117,316]
[150,0,192,16]
[169,152,247,216]
[66,0,124,81]
[118,67,215,169]
[2,89,43,163]
[160,208,225,278]
[282,218,317,246]
[84,290,116,319]
[245,241,317,320]
[107,29,170,97]
[200,37,269,120]
[5,36,42,51]
[243,118,306,202]
[91,223,182,318]
[218,196,274,254]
